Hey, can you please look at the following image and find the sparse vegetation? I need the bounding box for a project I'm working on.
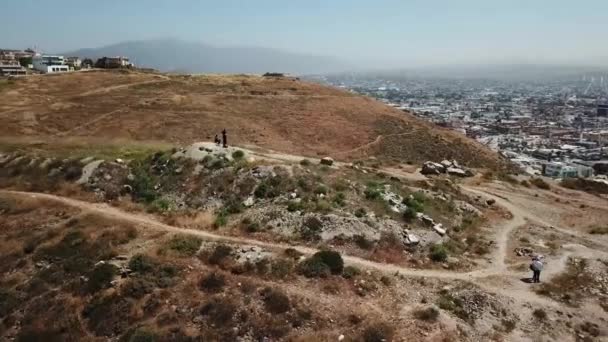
[362,322,395,342]
[430,244,448,262]
[298,256,331,278]
[86,263,118,293]
[530,178,550,190]
[532,308,547,320]
[166,234,202,256]
[199,272,227,293]
[261,287,291,314]
[342,265,361,279]
[413,306,440,321]
[589,226,608,235]
[231,150,245,160]
[312,250,344,275]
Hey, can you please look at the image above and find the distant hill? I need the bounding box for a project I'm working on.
[0,70,508,169]
[64,39,347,75]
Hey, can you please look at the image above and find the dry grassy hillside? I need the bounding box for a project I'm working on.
[0,70,504,168]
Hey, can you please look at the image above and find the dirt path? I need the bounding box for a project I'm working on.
[55,108,126,137]
[333,131,416,157]
[76,76,170,97]
[0,189,590,309]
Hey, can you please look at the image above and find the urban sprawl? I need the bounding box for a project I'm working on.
[314,73,608,184]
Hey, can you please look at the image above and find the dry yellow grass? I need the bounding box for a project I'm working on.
[0,70,506,168]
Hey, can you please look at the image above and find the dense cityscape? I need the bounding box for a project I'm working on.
[312,72,608,181]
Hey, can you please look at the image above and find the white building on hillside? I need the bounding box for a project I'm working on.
[32,55,70,73]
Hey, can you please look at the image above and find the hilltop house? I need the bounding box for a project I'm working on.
[95,56,133,69]
[65,57,82,69]
[0,62,27,76]
[32,55,70,73]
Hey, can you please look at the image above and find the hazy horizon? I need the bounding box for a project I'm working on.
[2,0,608,69]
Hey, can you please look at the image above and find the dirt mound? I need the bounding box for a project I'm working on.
[0,70,506,169]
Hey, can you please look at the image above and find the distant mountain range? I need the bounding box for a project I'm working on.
[64,39,347,75]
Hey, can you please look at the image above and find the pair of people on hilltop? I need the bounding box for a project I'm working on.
[214,129,228,148]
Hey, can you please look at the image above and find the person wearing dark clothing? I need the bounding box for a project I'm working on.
[214,135,221,146]
[530,256,543,283]
[221,129,227,148]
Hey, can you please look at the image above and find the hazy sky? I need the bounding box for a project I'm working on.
[3,0,608,67]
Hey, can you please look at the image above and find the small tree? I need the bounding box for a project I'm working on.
[313,250,344,275]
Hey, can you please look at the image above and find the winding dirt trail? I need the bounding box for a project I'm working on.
[1,144,606,308]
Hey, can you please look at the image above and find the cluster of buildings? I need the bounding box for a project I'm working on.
[0,48,133,76]
[315,73,608,180]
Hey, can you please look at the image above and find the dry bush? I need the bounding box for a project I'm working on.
[361,321,395,342]
[413,306,440,322]
[199,272,227,293]
[261,287,291,314]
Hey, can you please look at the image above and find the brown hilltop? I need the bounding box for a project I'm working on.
[0,70,505,168]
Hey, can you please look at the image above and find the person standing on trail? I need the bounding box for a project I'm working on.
[222,129,228,148]
[214,134,221,146]
[530,256,543,283]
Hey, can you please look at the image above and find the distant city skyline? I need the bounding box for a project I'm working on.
[2,0,608,68]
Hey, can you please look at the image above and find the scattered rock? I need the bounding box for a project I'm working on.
[446,167,467,177]
[433,223,447,236]
[320,157,334,166]
[486,199,496,206]
[514,247,534,257]
[404,232,420,245]
[243,197,255,208]
[77,160,104,185]
[115,158,125,164]
[421,162,445,175]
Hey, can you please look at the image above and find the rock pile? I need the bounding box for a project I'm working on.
[421,160,474,177]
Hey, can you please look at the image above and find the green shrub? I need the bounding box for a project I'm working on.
[299,159,311,166]
[332,192,346,207]
[364,187,381,200]
[208,244,233,265]
[231,150,245,160]
[531,178,550,190]
[199,272,226,293]
[129,159,160,203]
[354,234,374,250]
[200,296,238,326]
[243,220,261,233]
[147,198,171,213]
[362,322,395,342]
[87,263,118,293]
[413,306,440,321]
[314,185,328,195]
[287,200,304,212]
[214,211,228,228]
[298,257,330,278]
[342,265,361,279]
[404,207,418,221]
[121,278,155,299]
[270,259,294,279]
[209,158,226,170]
[128,329,158,342]
[312,250,344,275]
[404,197,424,213]
[261,287,291,314]
[223,197,244,214]
[354,208,367,218]
[589,226,608,235]
[532,308,547,320]
[521,180,530,187]
[430,244,448,262]
[314,200,332,213]
[167,234,202,256]
[300,216,323,241]
[129,254,156,273]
